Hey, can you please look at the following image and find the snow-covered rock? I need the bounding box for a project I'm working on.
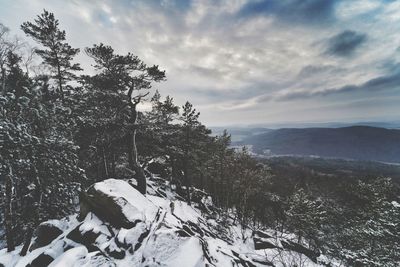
[29,221,64,252]
[0,177,334,267]
[79,179,158,229]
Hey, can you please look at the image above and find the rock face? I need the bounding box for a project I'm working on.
[27,253,54,267]
[281,240,320,263]
[79,187,135,229]
[29,222,63,251]
[0,178,331,267]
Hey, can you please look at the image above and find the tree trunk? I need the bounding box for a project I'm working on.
[19,226,33,256]
[183,156,191,206]
[111,149,116,178]
[183,127,191,206]
[4,169,14,252]
[55,57,64,101]
[128,130,146,194]
[128,104,146,194]
[20,162,41,256]
[42,80,50,102]
[199,171,204,190]
[170,156,176,183]
[58,75,63,100]
[102,145,109,178]
[1,66,6,95]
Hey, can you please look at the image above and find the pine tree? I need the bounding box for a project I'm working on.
[5,51,30,98]
[286,188,326,245]
[1,75,84,253]
[143,91,180,178]
[21,10,82,100]
[82,43,165,194]
[178,102,201,205]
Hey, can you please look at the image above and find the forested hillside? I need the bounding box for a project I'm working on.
[1,10,399,266]
[242,126,400,163]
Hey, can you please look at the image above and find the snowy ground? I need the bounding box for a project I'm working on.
[0,177,338,266]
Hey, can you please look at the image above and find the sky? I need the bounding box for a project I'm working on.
[1,0,400,126]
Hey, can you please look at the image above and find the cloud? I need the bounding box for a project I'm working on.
[325,30,367,57]
[335,0,382,20]
[274,71,400,101]
[0,0,399,125]
[297,64,344,79]
[237,0,338,25]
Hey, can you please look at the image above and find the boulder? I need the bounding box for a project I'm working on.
[105,245,126,259]
[253,237,278,250]
[80,189,136,229]
[88,252,117,266]
[29,222,63,251]
[252,230,277,250]
[79,179,157,229]
[281,240,320,263]
[66,213,113,253]
[253,230,272,239]
[66,224,101,252]
[231,250,257,267]
[27,253,54,267]
[251,257,275,266]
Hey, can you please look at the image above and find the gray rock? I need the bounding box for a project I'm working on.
[281,240,320,263]
[79,186,137,229]
[27,253,54,267]
[254,237,278,250]
[29,222,63,251]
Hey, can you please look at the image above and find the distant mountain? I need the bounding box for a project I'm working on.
[241,126,400,163]
[211,121,400,143]
[210,126,271,142]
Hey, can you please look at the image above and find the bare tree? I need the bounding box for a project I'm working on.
[0,23,10,95]
[21,44,36,76]
[0,24,27,95]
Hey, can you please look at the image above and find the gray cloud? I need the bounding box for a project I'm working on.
[274,71,400,101]
[0,0,399,125]
[297,65,345,79]
[237,0,339,25]
[325,30,367,57]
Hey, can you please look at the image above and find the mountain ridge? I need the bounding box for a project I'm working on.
[240,126,400,163]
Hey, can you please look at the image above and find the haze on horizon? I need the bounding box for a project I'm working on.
[1,0,400,126]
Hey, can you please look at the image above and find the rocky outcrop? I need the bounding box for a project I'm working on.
[27,253,54,267]
[79,185,136,229]
[29,222,63,251]
[0,178,331,267]
[281,240,320,263]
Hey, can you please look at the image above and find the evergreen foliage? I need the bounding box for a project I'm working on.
[21,9,82,100]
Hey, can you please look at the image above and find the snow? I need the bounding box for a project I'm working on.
[49,246,89,267]
[14,245,49,267]
[0,248,21,267]
[172,200,201,223]
[79,213,112,238]
[0,178,334,267]
[391,201,400,208]
[117,222,147,246]
[94,179,159,224]
[164,237,204,266]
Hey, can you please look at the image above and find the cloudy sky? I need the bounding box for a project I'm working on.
[1,0,400,126]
